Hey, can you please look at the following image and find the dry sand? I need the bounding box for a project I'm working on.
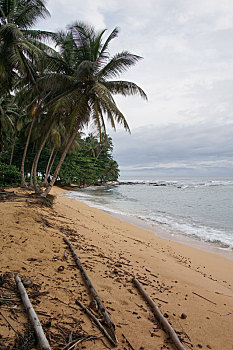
[0,186,233,350]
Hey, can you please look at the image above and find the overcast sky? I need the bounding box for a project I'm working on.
[37,0,233,177]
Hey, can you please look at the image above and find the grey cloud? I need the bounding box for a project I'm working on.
[110,122,233,175]
[35,0,233,177]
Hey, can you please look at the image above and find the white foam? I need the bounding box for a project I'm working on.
[140,214,233,249]
[64,179,233,250]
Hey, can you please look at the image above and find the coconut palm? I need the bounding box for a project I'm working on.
[0,95,15,152]
[31,22,147,196]
[0,0,56,93]
[85,133,99,158]
[0,0,59,186]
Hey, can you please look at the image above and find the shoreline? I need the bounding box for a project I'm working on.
[109,210,233,261]
[1,186,233,349]
[65,191,233,261]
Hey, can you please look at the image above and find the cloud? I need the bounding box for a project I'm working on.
[37,0,109,30]
[35,1,233,175]
[110,122,233,175]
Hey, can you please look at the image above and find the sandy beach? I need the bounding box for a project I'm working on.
[0,186,233,350]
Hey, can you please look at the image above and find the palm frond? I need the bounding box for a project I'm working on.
[22,29,58,42]
[104,80,148,100]
[99,27,119,60]
[97,51,143,79]
[91,83,130,132]
[90,28,106,61]
[14,0,50,28]
[70,21,96,61]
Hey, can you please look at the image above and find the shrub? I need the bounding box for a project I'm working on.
[0,162,21,187]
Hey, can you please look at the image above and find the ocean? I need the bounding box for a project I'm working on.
[65,176,233,252]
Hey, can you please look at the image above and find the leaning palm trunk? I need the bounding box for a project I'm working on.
[44,149,57,187]
[41,123,80,197]
[41,146,54,187]
[30,158,35,187]
[32,118,56,193]
[20,115,36,187]
[10,134,17,165]
[32,136,49,193]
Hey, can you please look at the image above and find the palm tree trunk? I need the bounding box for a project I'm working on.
[41,123,80,197]
[30,158,35,187]
[20,115,36,187]
[10,134,17,165]
[32,118,56,193]
[41,146,54,186]
[45,149,57,186]
[32,134,49,193]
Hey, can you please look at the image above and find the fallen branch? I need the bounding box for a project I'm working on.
[64,237,117,345]
[153,297,168,304]
[122,333,135,350]
[76,300,117,346]
[132,277,186,350]
[177,320,191,342]
[15,274,51,350]
[192,292,216,305]
[100,338,112,349]
[0,310,18,334]
[62,335,98,350]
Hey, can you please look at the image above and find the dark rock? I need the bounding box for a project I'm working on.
[22,277,33,287]
[115,263,122,267]
[57,265,65,272]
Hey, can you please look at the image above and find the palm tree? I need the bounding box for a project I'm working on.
[41,121,72,187]
[19,101,40,186]
[0,0,56,93]
[85,133,99,158]
[0,0,59,186]
[31,22,147,197]
[0,95,15,152]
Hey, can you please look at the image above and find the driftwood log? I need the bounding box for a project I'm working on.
[15,275,51,350]
[132,277,186,350]
[76,300,117,346]
[64,237,117,345]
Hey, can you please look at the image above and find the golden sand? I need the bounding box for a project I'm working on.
[0,187,233,350]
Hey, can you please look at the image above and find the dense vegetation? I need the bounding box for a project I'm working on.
[0,133,119,186]
[0,0,147,194]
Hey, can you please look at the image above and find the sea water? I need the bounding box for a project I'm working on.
[65,176,233,251]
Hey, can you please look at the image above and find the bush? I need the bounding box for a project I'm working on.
[0,162,21,187]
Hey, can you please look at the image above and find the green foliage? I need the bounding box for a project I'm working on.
[0,162,20,186]
[0,6,146,194]
[0,132,119,187]
[0,0,53,93]
[58,135,119,186]
[1,139,53,174]
[59,154,98,186]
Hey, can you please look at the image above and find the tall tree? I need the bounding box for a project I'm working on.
[0,0,54,93]
[0,95,15,152]
[32,22,147,196]
[0,0,58,186]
